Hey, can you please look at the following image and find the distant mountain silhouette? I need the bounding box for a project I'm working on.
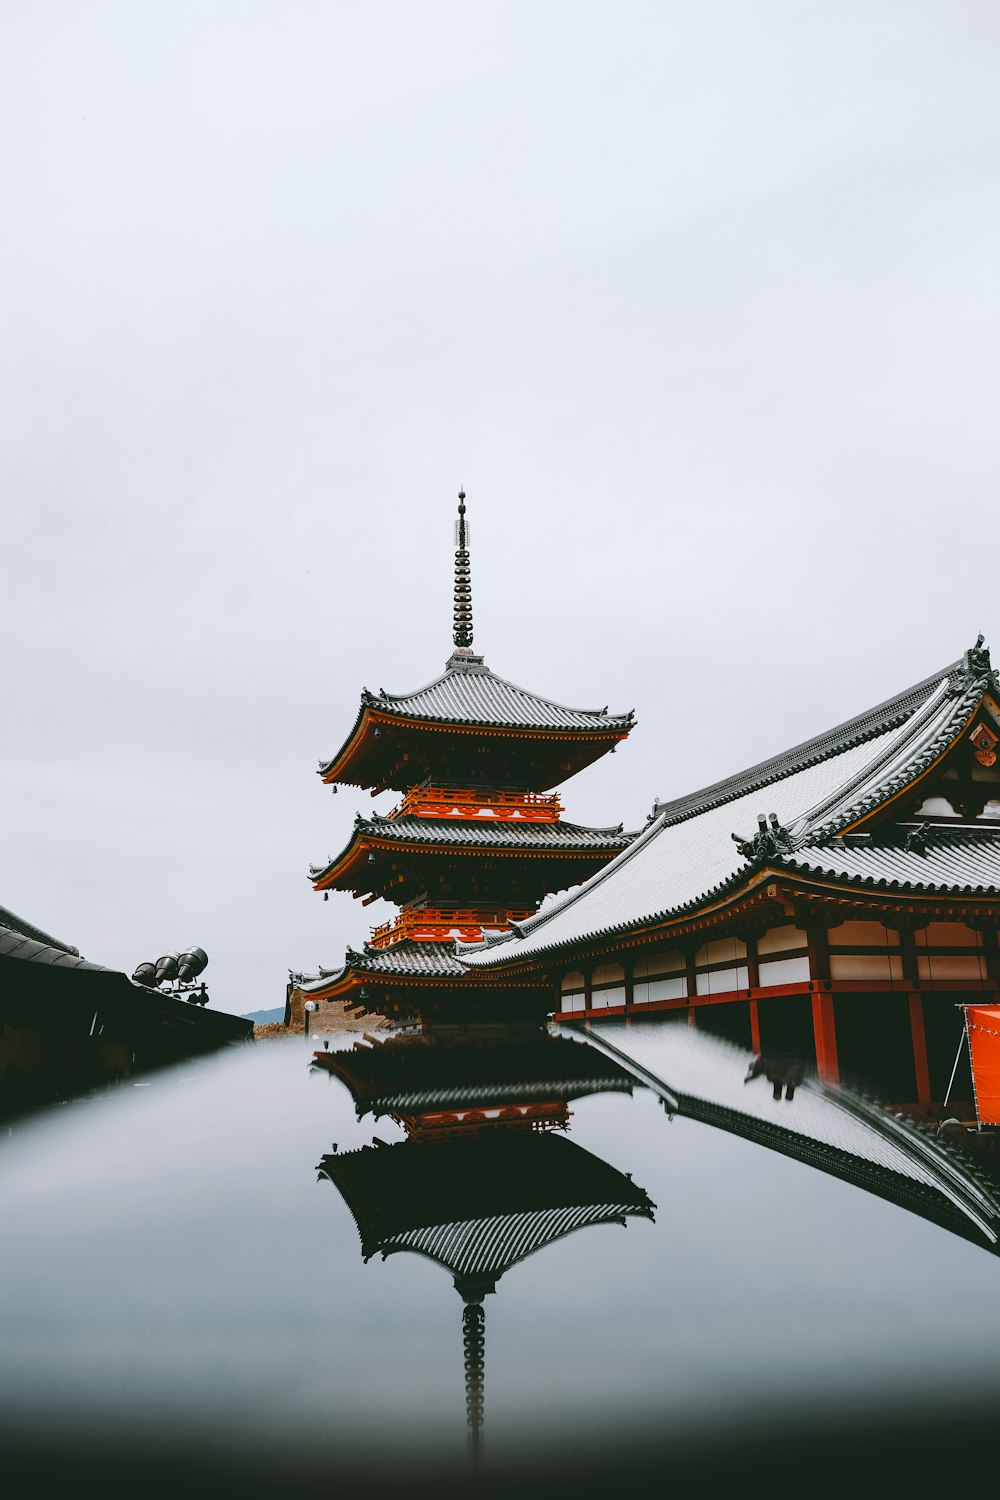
[241,1007,286,1025]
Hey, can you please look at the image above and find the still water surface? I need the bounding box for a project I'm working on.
[2,1025,1000,1488]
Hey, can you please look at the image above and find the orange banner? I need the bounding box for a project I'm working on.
[966,1006,1000,1126]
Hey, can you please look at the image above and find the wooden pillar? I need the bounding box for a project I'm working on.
[745,935,760,989]
[583,967,593,1013]
[908,993,932,1105]
[979,924,1000,984]
[685,946,698,1026]
[811,993,839,1084]
[684,947,698,1002]
[624,960,634,1012]
[745,935,761,1054]
[806,921,830,984]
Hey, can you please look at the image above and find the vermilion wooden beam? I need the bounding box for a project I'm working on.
[908,993,932,1105]
[812,992,840,1083]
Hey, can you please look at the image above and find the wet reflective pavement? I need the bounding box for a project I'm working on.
[2,1022,1000,1496]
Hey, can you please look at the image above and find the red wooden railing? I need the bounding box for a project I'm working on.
[369,905,534,948]
[386,786,563,823]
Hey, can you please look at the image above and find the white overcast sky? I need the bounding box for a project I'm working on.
[3,1,999,1015]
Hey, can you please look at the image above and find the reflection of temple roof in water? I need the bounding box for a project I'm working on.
[311,1029,636,1119]
[318,1131,654,1288]
[579,1021,1000,1253]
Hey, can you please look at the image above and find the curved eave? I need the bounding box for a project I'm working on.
[458,851,1000,976]
[459,666,1000,975]
[295,964,551,1003]
[309,825,633,892]
[318,705,631,788]
[833,687,1000,836]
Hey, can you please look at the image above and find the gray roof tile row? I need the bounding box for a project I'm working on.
[461,648,1000,968]
[307,816,634,880]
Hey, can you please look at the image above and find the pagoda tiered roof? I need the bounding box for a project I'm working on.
[318,1130,654,1280]
[460,641,1000,969]
[311,1030,637,1118]
[308,814,634,892]
[318,654,634,792]
[294,939,468,987]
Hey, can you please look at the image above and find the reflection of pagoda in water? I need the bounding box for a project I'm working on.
[314,1029,654,1455]
[291,491,635,1027]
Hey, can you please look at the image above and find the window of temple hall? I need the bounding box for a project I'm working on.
[755,925,810,987]
[828,921,903,982]
[632,951,685,1005]
[914,922,986,982]
[590,963,626,1009]
[694,937,748,996]
[559,972,586,1014]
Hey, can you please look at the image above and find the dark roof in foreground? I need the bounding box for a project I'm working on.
[0,904,79,956]
[460,642,1000,968]
[0,920,108,971]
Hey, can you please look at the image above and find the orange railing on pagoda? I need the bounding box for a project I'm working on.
[386,786,563,823]
[369,906,535,948]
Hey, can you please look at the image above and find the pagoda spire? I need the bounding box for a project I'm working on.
[459,1285,487,1461]
[452,488,475,654]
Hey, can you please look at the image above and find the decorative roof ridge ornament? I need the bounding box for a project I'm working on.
[948,633,997,696]
[904,823,933,856]
[731,813,795,862]
[449,487,478,663]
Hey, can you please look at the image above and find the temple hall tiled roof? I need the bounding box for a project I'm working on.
[460,644,1000,968]
[785,828,1000,894]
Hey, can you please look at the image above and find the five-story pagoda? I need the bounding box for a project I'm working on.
[290,492,635,1024]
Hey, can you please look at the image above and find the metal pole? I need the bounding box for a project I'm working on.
[943,1023,968,1108]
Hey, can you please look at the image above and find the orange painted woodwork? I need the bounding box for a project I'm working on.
[908,994,932,1106]
[966,1005,1000,1125]
[369,906,535,948]
[811,993,840,1084]
[387,786,564,822]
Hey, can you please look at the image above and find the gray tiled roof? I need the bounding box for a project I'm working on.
[308,816,634,880]
[0,904,79,955]
[786,829,1000,893]
[461,647,1000,968]
[0,922,109,971]
[368,657,633,731]
[295,941,469,989]
[319,657,634,774]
